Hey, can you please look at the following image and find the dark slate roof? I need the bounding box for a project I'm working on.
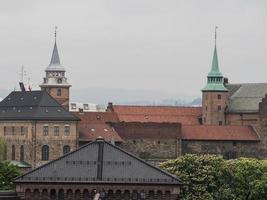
[15,138,181,185]
[226,83,267,113]
[0,91,79,121]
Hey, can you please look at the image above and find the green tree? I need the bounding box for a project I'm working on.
[0,161,21,190]
[161,155,267,200]
[0,138,7,161]
[160,154,232,200]
[226,158,267,200]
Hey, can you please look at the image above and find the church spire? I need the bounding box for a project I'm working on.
[202,27,227,92]
[46,26,65,71]
[208,26,222,77]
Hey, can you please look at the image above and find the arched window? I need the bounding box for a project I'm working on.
[11,145,15,160]
[20,145,24,161]
[63,145,70,155]
[42,145,49,161]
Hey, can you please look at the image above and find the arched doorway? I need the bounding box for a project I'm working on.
[156,190,163,199]
[107,190,113,199]
[148,190,155,200]
[33,189,40,199]
[58,189,65,200]
[66,189,73,200]
[25,189,31,200]
[50,189,57,200]
[83,189,90,200]
[42,189,49,200]
[74,189,81,200]
[132,190,138,200]
[123,190,130,199]
[114,190,122,200]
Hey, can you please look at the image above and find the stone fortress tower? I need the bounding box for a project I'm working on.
[40,28,71,111]
[202,28,229,125]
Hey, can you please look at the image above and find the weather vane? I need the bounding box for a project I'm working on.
[55,26,58,41]
[215,26,218,45]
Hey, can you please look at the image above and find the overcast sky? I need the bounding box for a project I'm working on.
[0,0,267,101]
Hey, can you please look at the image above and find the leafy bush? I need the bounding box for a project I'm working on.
[0,161,21,190]
[161,154,267,200]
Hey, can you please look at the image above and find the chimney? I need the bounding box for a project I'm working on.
[106,102,114,112]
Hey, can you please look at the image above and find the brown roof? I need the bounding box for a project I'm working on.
[182,125,260,141]
[79,124,123,142]
[71,112,122,142]
[72,112,119,124]
[112,122,181,140]
[112,105,202,125]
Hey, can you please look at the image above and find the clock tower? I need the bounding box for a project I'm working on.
[40,28,71,111]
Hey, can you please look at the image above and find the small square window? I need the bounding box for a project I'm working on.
[219,121,223,125]
[83,104,89,110]
[71,103,76,109]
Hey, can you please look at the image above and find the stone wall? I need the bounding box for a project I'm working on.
[112,122,181,159]
[118,139,179,159]
[0,120,78,168]
[181,140,261,159]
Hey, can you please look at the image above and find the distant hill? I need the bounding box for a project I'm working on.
[70,87,201,106]
[0,87,201,106]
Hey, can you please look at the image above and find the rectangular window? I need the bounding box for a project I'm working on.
[57,88,62,96]
[64,125,70,136]
[205,106,208,111]
[43,126,49,136]
[219,121,223,125]
[3,126,7,136]
[21,127,25,135]
[218,105,221,111]
[71,103,77,109]
[11,126,15,135]
[218,94,221,99]
[54,126,59,136]
[83,104,89,110]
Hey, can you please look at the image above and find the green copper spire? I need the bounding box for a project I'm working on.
[208,45,222,77]
[202,27,227,92]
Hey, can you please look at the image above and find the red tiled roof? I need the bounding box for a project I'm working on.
[71,112,122,142]
[112,122,181,140]
[182,125,260,141]
[79,124,123,142]
[112,105,202,125]
[72,112,119,124]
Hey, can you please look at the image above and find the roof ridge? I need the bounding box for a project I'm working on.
[103,141,182,183]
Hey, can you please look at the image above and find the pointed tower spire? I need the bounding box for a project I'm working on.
[46,26,65,71]
[49,26,61,66]
[208,26,222,77]
[202,26,227,92]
